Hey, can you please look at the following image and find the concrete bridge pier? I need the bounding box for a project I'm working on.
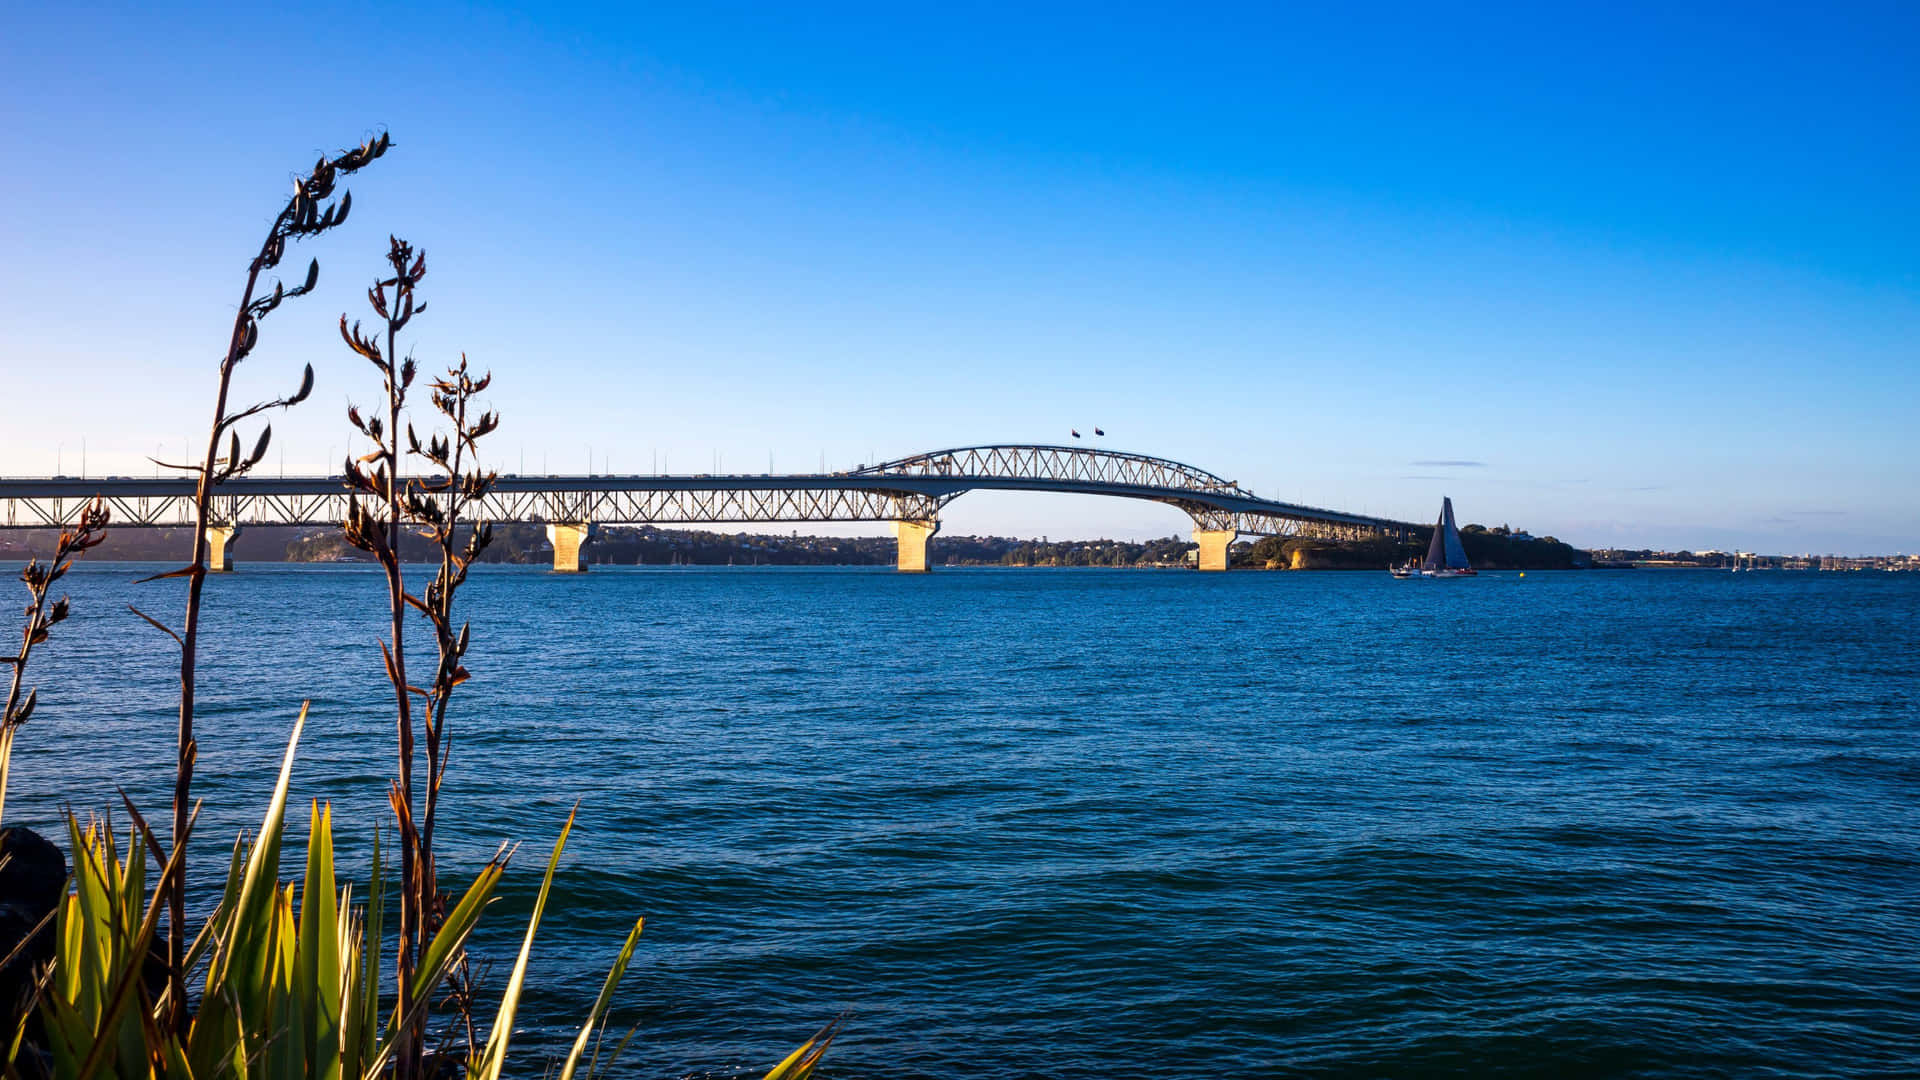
[895,519,940,572]
[205,524,241,572]
[547,522,593,572]
[1192,527,1238,571]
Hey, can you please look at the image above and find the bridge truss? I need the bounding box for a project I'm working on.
[0,484,943,531]
[854,445,1243,494]
[0,445,1413,544]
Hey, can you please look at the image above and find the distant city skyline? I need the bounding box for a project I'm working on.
[3,4,1914,554]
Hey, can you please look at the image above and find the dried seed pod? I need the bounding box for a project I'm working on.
[288,364,315,406]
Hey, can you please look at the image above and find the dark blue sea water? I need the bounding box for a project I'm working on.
[8,565,1919,1078]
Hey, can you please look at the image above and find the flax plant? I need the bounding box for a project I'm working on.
[1,506,110,1035]
[340,245,519,1076]
[1,500,109,827]
[135,133,390,1022]
[400,357,500,1062]
[17,707,536,1080]
[338,235,434,1075]
[9,711,832,1080]
[407,357,499,873]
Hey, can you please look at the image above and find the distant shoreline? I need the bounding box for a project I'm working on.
[2,525,1910,570]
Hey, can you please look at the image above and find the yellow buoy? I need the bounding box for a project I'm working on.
[1519,572,1526,578]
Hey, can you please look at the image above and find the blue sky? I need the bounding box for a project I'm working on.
[2,3,1915,552]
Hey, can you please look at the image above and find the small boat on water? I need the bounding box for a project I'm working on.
[1392,496,1477,579]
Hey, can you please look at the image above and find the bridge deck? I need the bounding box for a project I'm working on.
[0,473,1411,535]
[0,445,1416,539]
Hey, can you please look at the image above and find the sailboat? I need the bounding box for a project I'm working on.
[1392,496,1477,578]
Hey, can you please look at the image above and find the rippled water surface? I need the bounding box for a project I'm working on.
[9,564,1919,1077]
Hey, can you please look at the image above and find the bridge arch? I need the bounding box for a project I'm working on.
[850,444,1246,498]
[847,444,1289,570]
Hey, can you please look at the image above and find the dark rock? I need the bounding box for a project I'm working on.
[0,826,66,1031]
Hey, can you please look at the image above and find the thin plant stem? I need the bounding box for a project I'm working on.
[155,132,388,1028]
[1,500,108,824]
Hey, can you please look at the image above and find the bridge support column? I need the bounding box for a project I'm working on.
[895,519,939,572]
[1192,527,1237,572]
[205,524,241,572]
[547,522,593,572]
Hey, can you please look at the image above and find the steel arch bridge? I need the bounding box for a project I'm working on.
[0,444,1416,571]
[847,445,1404,535]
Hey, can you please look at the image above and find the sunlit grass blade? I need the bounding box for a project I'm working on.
[217,703,308,1007]
[336,884,364,1080]
[762,1016,846,1080]
[296,801,342,1080]
[359,844,517,1080]
[0,726,15,827]
[360,824,382,1071]
[67,819,112,1024]
[65,808,196,1080]
[557,917,643,1080]
[182,815,241,981]
[470,806,576,1080]
[413,844,512,1011]
[159,1030,196,1079]
[190,706,304,1079]
[587,1023,641,1080]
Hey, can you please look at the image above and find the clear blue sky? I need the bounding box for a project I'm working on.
[3,3,1915,553]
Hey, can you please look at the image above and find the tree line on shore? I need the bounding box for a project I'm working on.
[1245,526,1585,571]
[3,522,1587,569]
